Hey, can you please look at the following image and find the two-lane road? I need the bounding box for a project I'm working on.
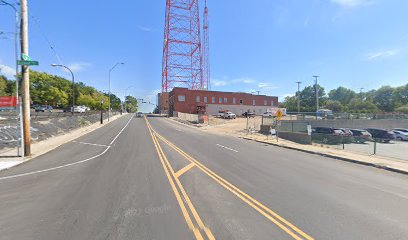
[0,115,407,239]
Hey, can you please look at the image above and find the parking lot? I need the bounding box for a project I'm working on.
[317,140,408,161]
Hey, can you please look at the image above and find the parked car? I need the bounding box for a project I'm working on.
[262,111,274,117]
[333,128,353,136]
[242,112,256,118]
[350,129,373,143]
[365,128,396,143]
[391,130,408,141]
[392,128,408,134]
[312,127,349,145]
[72,106,86,113]
[35,105,53,112]
[222,112,236,119]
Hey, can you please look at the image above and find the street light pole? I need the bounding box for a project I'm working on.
[313,75,320,108]
[108,62,124,121]
[1,1,21,156]
[296,81,302,113]
[51,64,75,115]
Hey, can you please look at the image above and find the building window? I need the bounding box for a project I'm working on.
[196,96,200,103]
[204,96,208,103]
[211,97,215,103]
[271,100,274,106]
[219,97,222,103]
[224,97,227,103]
[178,95,185,102]
[264,100,267,106]
[252,99,256,106]
[240,99,243,104]
[233,98,236,104]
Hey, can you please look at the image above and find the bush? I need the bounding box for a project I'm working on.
[396,105,408,114]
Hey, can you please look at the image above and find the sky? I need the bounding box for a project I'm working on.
[0,0,407,112]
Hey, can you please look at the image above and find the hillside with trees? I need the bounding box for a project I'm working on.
[282,84,408,113]
[0,71,138,112]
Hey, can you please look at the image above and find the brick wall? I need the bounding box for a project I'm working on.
[169,87,278,115]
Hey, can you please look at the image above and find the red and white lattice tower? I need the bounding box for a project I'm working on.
[161,0,205,93]
[202,0,210,90]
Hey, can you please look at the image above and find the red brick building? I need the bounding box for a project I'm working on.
[162,87,279,116]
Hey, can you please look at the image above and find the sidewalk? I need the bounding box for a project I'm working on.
[168,117,408,175]
[241,134,408,175]
[0,113,127,172]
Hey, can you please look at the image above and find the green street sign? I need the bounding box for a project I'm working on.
[21,53,32,61]
[17,60,39,66]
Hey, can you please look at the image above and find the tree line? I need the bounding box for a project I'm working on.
[281,84,408,114]
[0,71,138,112]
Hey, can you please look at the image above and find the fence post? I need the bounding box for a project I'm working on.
[373,141,377,155]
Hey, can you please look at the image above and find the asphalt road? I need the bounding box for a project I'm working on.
[0,115,407,240]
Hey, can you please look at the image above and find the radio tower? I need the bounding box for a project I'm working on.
[202,0,210,90]
[161,0,204,93]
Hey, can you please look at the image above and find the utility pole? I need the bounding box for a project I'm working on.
[313,75,320,111]
[21,0,31,156]
[296,81,302,113]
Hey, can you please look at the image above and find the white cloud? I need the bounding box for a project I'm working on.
[367,49,400,60]
[331,0,375,8]
[0,64,15,78]
[67,62,91,72]
[212,80,228,87]
[138,26,155,32]
[258,82,278,91]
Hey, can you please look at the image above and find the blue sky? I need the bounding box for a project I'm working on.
[1,0,407,112]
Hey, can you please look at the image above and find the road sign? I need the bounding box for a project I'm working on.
[21,53,31,61]
[0,96,17,107]
[17,60,39,66]
[275,109,283,120]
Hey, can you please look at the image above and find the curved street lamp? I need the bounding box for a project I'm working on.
[108,62,124,121]
[51,64,75,114]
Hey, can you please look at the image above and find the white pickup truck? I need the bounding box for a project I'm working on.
[222,112,236,119]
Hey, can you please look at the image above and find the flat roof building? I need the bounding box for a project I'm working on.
[161,87,279,116]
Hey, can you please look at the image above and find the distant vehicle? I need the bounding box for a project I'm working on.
[72,106,86,113]
[316,109,334,119]
[136,112,143,117]
[79,105,90,111]
[242,112,256,117]
[63,108,72,113]
[391,130,408,141]
[279,108,287,116]
[312,127,350,144]
[222,112,236,119]
[350,129,373,143]
[262,111,275,117]
[365,128,396,143]
[35,105,53,112]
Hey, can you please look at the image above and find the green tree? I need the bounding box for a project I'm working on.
[324,100,344,113]
[372,86,395,112]
[328,87,356,105]
[124,96,138,113]
[347,98,379,113]
[395,105,408,114]
[299,84,327,112]
[0,75,7,95]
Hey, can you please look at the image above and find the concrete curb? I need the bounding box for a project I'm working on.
[241,137,408,176]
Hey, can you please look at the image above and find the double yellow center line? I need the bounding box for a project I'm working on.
[145,117,314,240]
[146,117,215,240]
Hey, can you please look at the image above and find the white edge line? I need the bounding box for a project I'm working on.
[0,146,110,181]
[72,141,109,148]
[109,114,134,145]
[216,144,239,153]
[0,115,134,181]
